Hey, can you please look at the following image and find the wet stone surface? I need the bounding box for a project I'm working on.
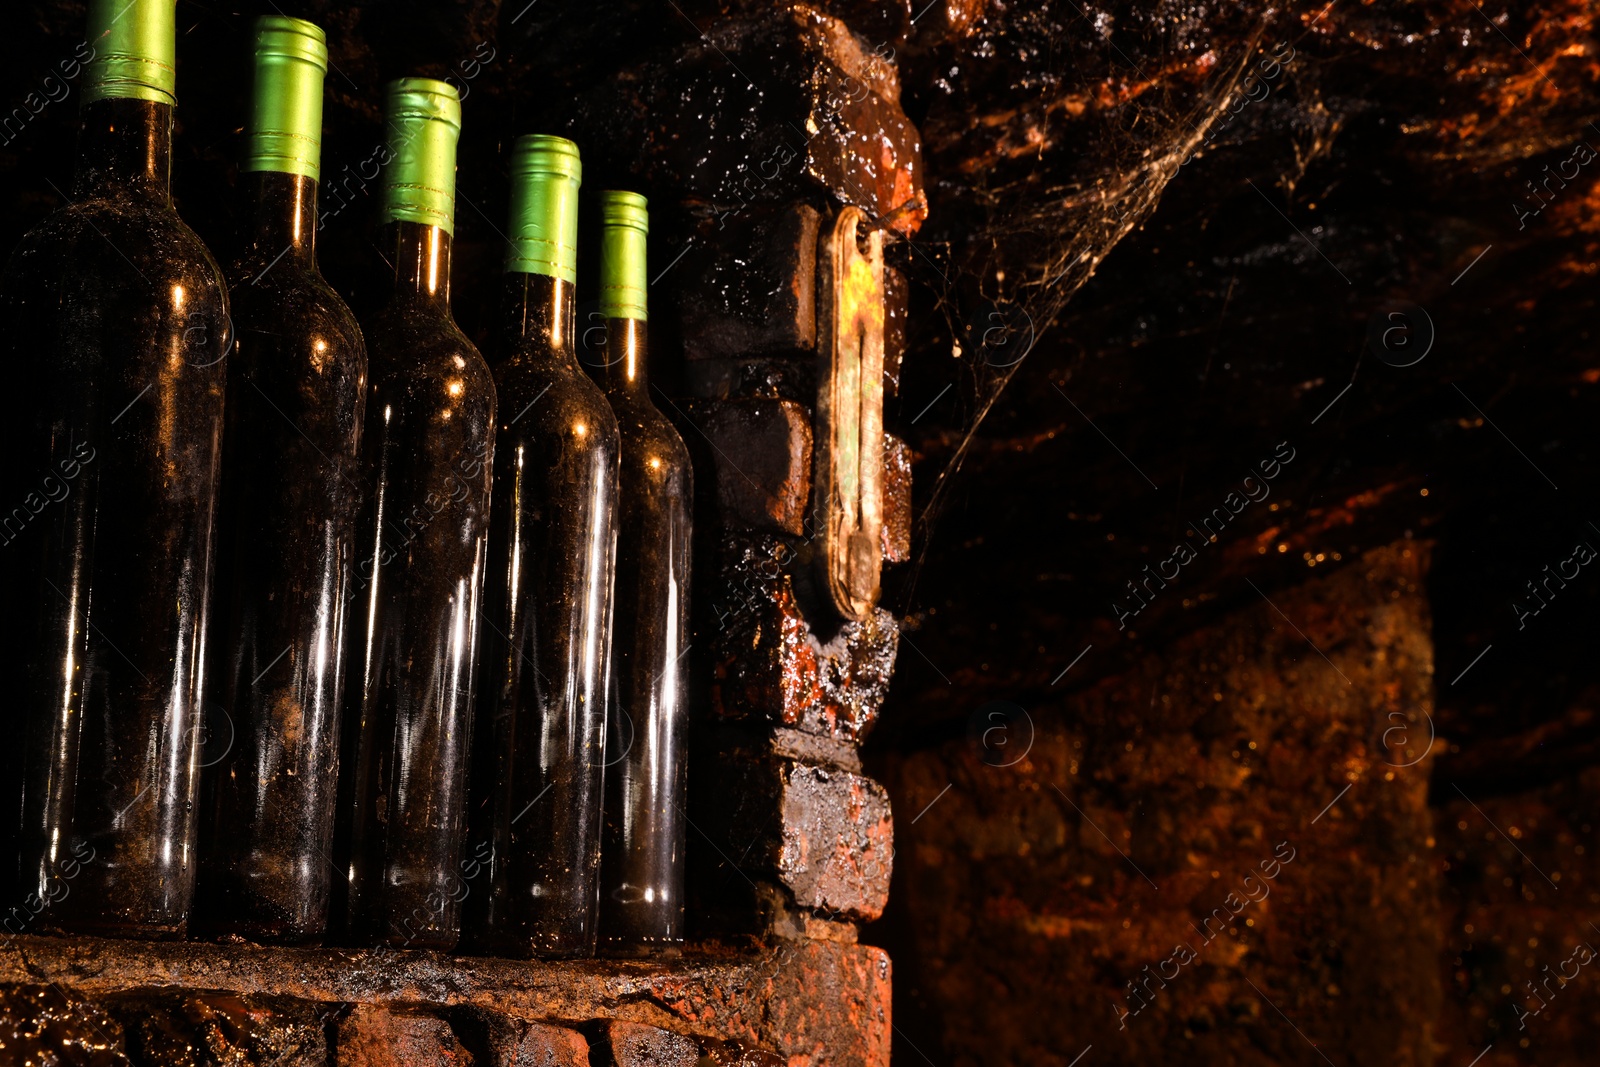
[110,992,329,1067]
[880,434,912,565]
[570,5,926,233]
[0,983,128,1067]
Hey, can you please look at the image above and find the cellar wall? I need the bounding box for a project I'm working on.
[881,542,1443,1066]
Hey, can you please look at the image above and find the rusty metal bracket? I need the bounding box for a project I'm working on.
[813,206,884,621]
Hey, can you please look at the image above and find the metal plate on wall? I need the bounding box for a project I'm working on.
[814,206,884,621]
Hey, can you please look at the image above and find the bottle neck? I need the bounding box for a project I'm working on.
[500,272,576,358]
[72,98,173,202]
[596,318,649,400]
[386,220,454,312]
[244,171,319,273]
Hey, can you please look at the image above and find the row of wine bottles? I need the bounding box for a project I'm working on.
[0,2,693,959]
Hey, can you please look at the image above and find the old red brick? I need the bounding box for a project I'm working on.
[457,1011,589,1067]
[682,401,813,536]
[794,8,926,234]
[695,754,893,922]
[595,1021,699,1067]
[678,205,820,364]
[779,764,894,920]
[335,1005,473,1067]
[509,1022,587,1067]
[108,991,327,1067]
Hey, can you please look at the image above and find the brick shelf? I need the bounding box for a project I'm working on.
[0,934,889,1066]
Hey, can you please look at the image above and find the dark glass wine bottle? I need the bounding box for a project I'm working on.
[196,16,366,945]
[0,0,230,938]
[473,135,620,959]
[338,80,495,950]
[588,193,693,957]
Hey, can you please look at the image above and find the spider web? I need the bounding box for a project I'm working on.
[891,1,1314,582]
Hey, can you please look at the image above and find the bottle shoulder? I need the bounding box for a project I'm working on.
[229,268,366,362]
[365,308,491,380]
[495,347,621,443]
[2,196,227,305]
[614,394,692,467]
[363,310,495,431]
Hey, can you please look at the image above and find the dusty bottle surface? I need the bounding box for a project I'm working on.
[0,0,230,938]
[197,16,366,945]
[337,79,495,951]
[470,135,620,959]
[587,193,693,957]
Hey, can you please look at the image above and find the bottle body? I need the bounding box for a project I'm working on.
[198,171,366,943]
[340,220,494,950]
[3,97,230,937]
[476,273,620,958]
[594,318,693,956]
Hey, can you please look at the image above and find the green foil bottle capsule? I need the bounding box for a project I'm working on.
[340,79,495,950]
[589,193,693,957]
[240,16,326,180]
[377,78,461,234]
[198,16,368,945]
[81,0,178,107]
[3,0,230,937]
[470,134,621,959]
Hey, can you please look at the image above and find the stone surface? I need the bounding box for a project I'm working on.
[594,1021,700,1067]
[573,5,926,234]
[454,1013,589,1067]
[681,400,813,536]
[693,753,894,923]
[880,434,912,564]
[110,992,328,1067]
[678,205,820,364]
[0,983,128,1066]
[709,534,899,743]
[0,937,888,1067]
[880,542,1441,1067]
[334,1005,473,1066]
